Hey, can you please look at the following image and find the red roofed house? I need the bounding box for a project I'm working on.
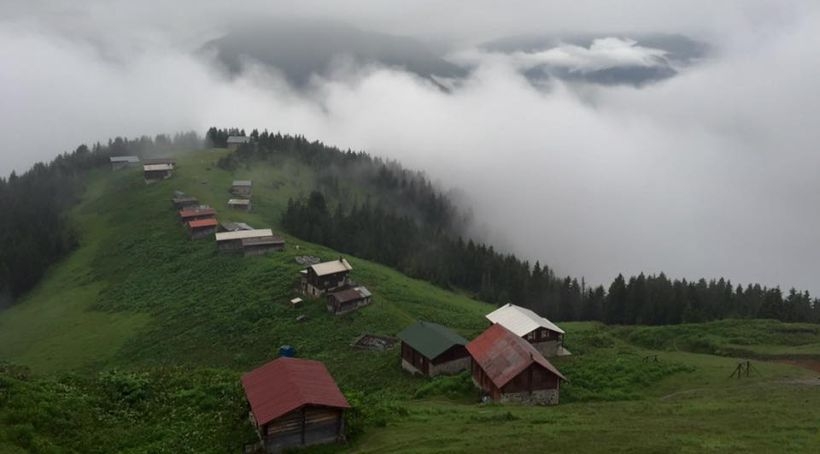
[242,357,350,453]
[178,207,216,223]
[187,218,218,240]
[466,323,567,405]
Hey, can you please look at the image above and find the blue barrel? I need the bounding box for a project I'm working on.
[279,345,296,357]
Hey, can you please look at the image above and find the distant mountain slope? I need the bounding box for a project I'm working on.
[201,21,467,86]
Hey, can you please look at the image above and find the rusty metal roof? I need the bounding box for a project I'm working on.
[466,324,566,389]
[187,218,218,229]
[241,357,350,427]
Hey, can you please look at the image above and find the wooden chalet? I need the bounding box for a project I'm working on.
[242,357,350,453]
[231,180,253,197]
[467,323,566,405]
[178,207,216,223]
[485,303,569,357]
[143,157,177,168]
[228,198,252,211]
[143,163,173,182]
[227,136,250,151]
[110,155,139,170]
[397,321,470,377]
[326,286,372,315]
[172,195,199,209]
[187,218,218,240]
[300,258,352,297]
[215,229,284,256]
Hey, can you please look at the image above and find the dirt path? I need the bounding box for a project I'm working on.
[774,358,820,374]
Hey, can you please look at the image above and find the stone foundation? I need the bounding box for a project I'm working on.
[500,389,559,405]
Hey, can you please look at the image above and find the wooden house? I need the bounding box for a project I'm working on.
[228,198,252,211]
[178,207,216,223]
[172,195,199,209]
[326,286,372,315]
[241,357,350,453]
[241,235,285,256]
[231,180,253,197]
[397,321,470,377]
[187,218,218,240]
[300,258,352,297]
[215,228,284,255]
[143,163,173,182]
[485,303,569,357]
[467,323,566,405]
[144,157,176,168]
[110,155,140,170]
[227,136,250,151]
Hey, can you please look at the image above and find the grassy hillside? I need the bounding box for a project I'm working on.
[0,148,818,453]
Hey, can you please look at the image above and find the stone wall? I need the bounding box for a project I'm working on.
[500,389,559,405]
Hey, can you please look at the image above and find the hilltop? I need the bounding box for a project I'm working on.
[0,146,819,453]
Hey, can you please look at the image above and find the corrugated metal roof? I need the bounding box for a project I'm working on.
[241,235,284,246]
[110,156,140,163]
[309,258,352,276]
[178,207,216,219]
[227,136,250,144]
[485,303,565,337]
[241,357,350,427]
[228,198,250,205]
[143,163,173,171]
[466,324,566,389]
[187,218,218,229]
[328,288,363,304]
[232,180,252,186]
[397,321,467,360]
[215,228,274,242]
[221,222,254,231]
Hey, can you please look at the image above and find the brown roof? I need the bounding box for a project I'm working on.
[187,218,219,229]
[329,288,364,304]
[466,323,566,389]
[242,358,350,427]
[241,236,284,247]
[178,207,216,219]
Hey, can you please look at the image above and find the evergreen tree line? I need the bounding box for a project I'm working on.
[283,192,820,325]
[210,128,820,325]
[0,133,201,306]
[208,127,461,230]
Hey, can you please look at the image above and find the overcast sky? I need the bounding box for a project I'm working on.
[2,0,819,294]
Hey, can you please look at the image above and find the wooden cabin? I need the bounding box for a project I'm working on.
[228,198,251,211]
[467,323,566,405]
[227,136,250,151]
[215,229,284,255]
[485,303,569,357]
[241,235,285,256]
[187,218,218,240]
[178,207,216,223]
[326,286,372,315]
[241,357,350,453]
[172,195,199,209]
[110,155,140,170]
[143,163,173,182]
[300,258,352,297]
[397,321,470,377]
[143,158,176,168]
[231,180,253,197]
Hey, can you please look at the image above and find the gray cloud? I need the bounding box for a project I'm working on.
[1,1,819,294]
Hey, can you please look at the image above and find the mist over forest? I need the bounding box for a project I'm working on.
[2,0,819,296]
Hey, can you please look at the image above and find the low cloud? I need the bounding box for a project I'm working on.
[2,1,819,294]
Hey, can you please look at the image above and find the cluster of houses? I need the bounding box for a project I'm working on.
[298,257,372,315]
[110,155,177,182]
[241,300,568,452]
[170,189,285,255]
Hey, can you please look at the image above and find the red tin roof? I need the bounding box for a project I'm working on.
[187,218,218,229]
[466,323,566,389]
[178,207,215,219]
[241,357,350,427]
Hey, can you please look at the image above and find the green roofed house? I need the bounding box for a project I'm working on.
[397,321,470,377]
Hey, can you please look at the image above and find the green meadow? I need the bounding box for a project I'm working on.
[0,149,818,453]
